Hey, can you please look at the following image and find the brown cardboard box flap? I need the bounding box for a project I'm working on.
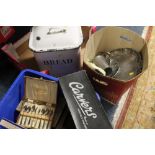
[25,76,58,104]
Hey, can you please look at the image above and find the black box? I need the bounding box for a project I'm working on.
[59,70,112,129]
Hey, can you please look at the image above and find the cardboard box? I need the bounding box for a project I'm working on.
[1,33,39,70]
[16,76,58,129]
[81,26,92,42]
[29,26,83,77]
[59,70,112,129]
[83,27,148,104]
[0,26,15,44]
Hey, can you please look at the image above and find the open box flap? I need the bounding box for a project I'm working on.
[25,76,58,104]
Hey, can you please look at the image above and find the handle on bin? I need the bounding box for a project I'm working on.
[47,27,66,35]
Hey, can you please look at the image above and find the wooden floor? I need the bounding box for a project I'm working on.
[122,27,155,128]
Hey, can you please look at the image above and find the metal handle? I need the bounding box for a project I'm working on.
[47,27,66,35]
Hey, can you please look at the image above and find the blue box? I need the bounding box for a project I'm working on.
[0,69,58,124]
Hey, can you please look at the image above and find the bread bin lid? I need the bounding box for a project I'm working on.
[29,26,83,52]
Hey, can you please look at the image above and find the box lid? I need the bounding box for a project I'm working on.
[25,76,58,104]
[29,26,83,52]
[59,70,112,129]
